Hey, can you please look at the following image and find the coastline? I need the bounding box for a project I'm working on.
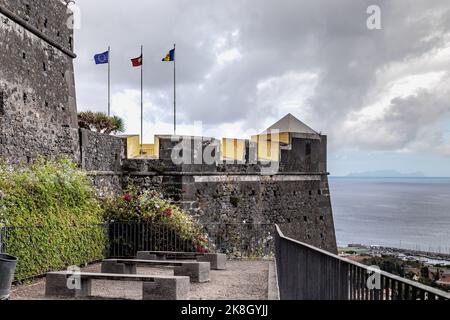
[340,244,450,266]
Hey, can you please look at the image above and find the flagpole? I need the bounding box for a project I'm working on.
[108,46,111,117]
[140,45,144,156]
[173,43,176,136]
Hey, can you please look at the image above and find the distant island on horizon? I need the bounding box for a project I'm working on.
[342,170,426,178]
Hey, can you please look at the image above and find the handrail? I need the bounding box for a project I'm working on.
[275,224,450,300]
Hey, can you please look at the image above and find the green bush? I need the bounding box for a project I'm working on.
[0,158,105,281]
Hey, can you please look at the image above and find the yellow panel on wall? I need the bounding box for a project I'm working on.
[141,144,156,158]
[252,132,289,144]
[251,134,283,162]
[126,135,141,159]
[222,138,246,161]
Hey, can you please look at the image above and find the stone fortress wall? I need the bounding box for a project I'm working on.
[120,133,337,253]
[0,0,79,163]
[0,0,338,253]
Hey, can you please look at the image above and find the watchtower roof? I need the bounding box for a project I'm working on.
[261,114,319,135]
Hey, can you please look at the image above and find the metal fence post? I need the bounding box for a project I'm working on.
[0,226,3,254]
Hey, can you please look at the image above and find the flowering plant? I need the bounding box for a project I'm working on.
[104,187,209,251]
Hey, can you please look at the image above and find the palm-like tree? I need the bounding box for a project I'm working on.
[106,116,125,134]
[78,111,126,135]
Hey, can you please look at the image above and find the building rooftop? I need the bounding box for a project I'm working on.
[261,113,319,135]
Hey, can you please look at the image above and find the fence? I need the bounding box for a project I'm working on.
[275,225,450,300]
[106,222,275,259]
[0,222,275,262]
[106,222,196,257]
[0,226,4,254]
[203,223,274,258]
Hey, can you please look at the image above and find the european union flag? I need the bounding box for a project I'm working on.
[94,51,109,65]
[162,48,175,62]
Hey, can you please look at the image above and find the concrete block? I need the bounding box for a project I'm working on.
[45,273,91,298]
[101,260,137,274]
[142,276,190,300]
[197,253,227,270]
[136,252,159,260]
[78,278,92,298]
[174,262,210,283]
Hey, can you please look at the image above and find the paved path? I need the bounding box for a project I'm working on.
[10,260,271,300]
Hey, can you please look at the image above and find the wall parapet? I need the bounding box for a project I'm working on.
[124,171,330,177]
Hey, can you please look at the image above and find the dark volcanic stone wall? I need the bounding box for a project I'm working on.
[122,163,338,254]
[88,172,123,199]
[121,135,338,253]
[0,0,74,48]
[260,176,335,251]
[80,129,123,172]
[78,129,125,198]
[279,136,327,173]
[186,174,337,253]
[0,0,78,163]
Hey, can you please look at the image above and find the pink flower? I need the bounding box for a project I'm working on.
[164,208,173,217]
[196,246,209,254]
[123,193,133,202]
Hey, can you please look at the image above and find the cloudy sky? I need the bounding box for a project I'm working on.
[73,0,450,176]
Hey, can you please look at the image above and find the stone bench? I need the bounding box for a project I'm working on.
[101,259,210,283]
[137,251,227,270]
[45,271,190,300]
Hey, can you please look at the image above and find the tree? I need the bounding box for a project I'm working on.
[78,111,125,135]
[106,116,125,135]
[420,266,430,279]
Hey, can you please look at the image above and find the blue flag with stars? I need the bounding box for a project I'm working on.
[94,51,109,64]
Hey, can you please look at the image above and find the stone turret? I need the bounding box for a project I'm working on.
[259,113,328,173]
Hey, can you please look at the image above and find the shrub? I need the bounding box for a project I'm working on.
[104,187,209,252]
[0,158,105,281]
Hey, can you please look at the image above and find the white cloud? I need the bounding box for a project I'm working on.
[340,36,450,152]
[216,48,242,65]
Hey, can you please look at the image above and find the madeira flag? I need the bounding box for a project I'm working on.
[162,48,175,62]
[131,55,142,67]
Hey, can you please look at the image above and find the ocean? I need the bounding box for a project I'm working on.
[329,177,450,253]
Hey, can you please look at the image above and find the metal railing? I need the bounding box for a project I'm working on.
[106,222,196,257]
[0,222,275,259]
[275,225,450,300]
[203,223,275,259]
[107,222,275,259]
[0,226,4,254]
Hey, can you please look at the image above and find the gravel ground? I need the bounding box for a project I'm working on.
[9,260,270,300]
